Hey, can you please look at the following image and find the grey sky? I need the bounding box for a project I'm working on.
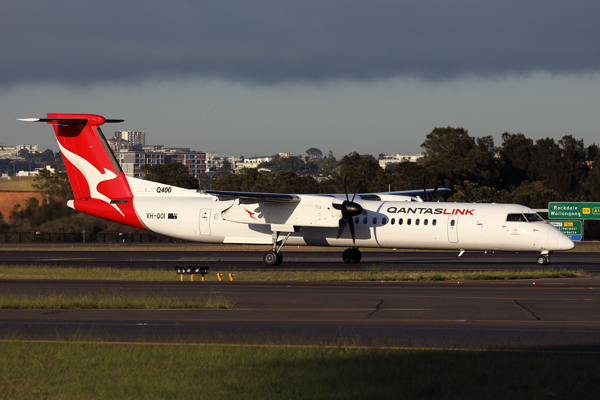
[1,1,599,157]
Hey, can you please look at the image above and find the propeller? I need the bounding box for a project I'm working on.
[333,176,364,244]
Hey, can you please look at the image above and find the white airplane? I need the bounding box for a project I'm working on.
[19,113,574,266]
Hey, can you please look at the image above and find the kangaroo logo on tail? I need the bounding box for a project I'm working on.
[57,142,124,216]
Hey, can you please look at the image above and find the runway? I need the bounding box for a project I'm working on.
[1,248,599,273]
[2,277,599,351]
[1,248,599,351]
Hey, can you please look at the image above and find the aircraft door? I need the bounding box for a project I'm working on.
[447,216,459,243]
[199,209,211,236]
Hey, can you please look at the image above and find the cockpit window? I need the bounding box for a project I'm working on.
[523,213,545,222]
[507,213,545,222]
[506,213,526,222]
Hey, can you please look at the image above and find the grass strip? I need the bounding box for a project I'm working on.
[0,341,598,399]
[0,264,587,281]
[0,291,233,309]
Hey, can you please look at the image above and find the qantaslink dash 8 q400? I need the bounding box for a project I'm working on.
[19,113,574,266]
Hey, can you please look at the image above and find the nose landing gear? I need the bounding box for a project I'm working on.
[537,251,550,265]
[343,247,362,264]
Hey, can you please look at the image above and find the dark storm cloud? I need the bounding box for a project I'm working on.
[2,0,599,87]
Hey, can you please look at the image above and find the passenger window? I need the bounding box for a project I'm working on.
[416,219,420,225]
[399,218,403,225]
[373,217,377,224]
[355,217,359,224]
[407,219,412,225]
[433,219,437,226]
[363,217,368,224]
[451,220,455,227]
[424,219,428,226]
[391,218,395,225]
[382,217,387,225]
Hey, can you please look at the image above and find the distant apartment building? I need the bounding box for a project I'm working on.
[0,144,39,157]
[243,156,274,169]
[107,137,130,152]
[114,131,146,148]
[163,149,206,178]
[206,152,244,172]
[16,165,55,177]
[379,154,424,169]
[115,150,147,177]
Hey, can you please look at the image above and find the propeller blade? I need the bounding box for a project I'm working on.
[336,217,348,239]
[351,179,362,202]
[348,216,356,244]
[335,177,363,242]
[343,175,349,201]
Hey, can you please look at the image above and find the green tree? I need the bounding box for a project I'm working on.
[0,211,10,231]
[258,157,308,173]
[502,181,562,209]
[587,152,600,200]
[140,163,199,189]
[337,153,387,193]
[317,156,338,176]
[197,171,210,190]
[210,168,271,192]
[33,168,72,201]
[420,127,499,189]
[452,180,503,203]
[306,147,323,160]
[498,132,534,190]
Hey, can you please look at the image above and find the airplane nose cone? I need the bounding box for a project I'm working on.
[546,227,574,251]
[558,234,575,251]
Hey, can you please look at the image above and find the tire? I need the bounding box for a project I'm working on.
[343,249,354,264]
[354,249,362,263]
[275,252,283,266]
[342,248,361,264]
[264,250,279,266]
[537,255,549,266]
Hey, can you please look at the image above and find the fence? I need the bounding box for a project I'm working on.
[0,231,188,243]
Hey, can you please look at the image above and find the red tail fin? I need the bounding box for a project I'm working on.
[28,113,145,229]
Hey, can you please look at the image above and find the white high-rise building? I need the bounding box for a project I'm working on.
[114,131,146,147]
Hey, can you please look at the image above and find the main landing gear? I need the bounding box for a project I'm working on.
[263,231,292,266]
[537,251,551,266]
[342,247,362,264]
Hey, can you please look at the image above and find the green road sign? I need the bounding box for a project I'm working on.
[548,202,600,220]
[549,220,582,241]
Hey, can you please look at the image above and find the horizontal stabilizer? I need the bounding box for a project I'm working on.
[18,118,123,125]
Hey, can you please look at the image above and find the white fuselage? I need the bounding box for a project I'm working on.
[127,178,574,253]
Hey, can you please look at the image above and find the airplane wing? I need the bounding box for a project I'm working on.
[200,190,301,202]
[201,188,451,202]
[379,188,452,197]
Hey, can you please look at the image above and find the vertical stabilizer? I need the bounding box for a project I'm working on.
[20,114,145,229]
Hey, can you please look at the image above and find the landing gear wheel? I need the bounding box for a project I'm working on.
[264,250,283,266]
[342,248,362,264]
[537,255,549,266]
